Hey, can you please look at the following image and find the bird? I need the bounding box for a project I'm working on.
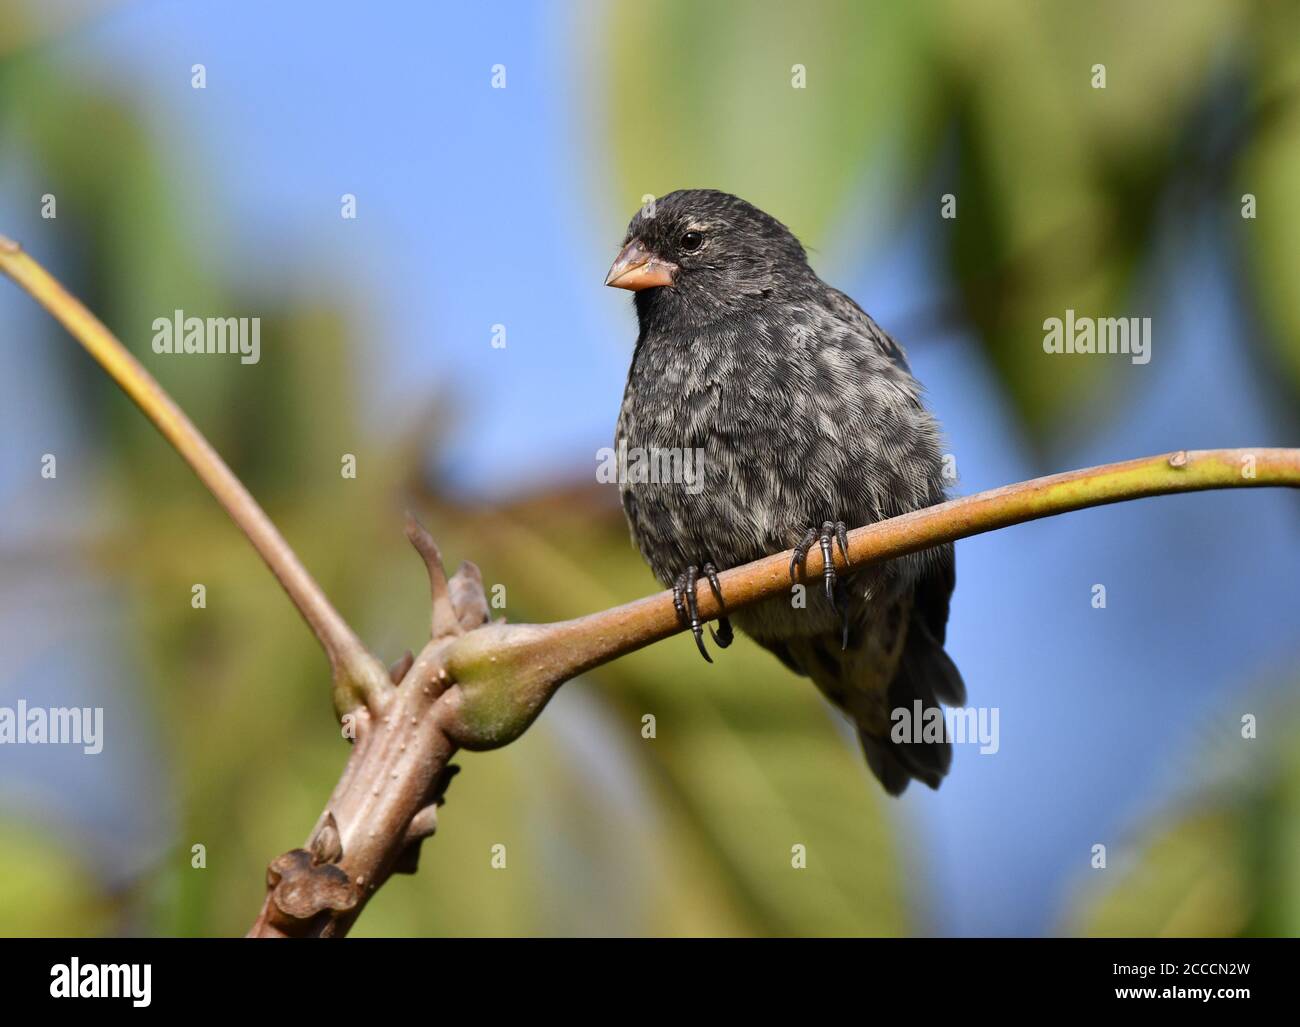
[607,188,965,795]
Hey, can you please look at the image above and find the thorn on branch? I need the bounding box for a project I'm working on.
[388,650,415,684]
[393,764,460,876]
[432,762,461,805]
[405,513,461,638]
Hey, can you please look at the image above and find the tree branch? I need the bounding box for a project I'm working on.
[436,447,1300,749]
[5,235,1298,937]
[0,234,389,713]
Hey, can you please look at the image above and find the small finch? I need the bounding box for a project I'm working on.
[608,189,965,795]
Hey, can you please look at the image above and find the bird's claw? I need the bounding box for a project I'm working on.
[790,527,818,583]
[704,562,733,649]
[790,521,850,587]
[673,563,732,662]
[790,521,852,648]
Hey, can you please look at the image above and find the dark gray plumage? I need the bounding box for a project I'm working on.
[609,189,965,796]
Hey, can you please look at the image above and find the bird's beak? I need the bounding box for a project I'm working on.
[605,239,677,291]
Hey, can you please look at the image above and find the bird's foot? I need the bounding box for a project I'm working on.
[705,562,734,650]
[789,520,850,598]
[672,562,732,663]
[789,521,852,649]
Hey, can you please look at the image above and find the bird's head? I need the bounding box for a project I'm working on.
[605,189,811,328]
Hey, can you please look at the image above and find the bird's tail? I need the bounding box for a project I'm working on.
[766,588,966,796]
[857,609,966,795]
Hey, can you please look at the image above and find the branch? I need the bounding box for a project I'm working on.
[247,446,1299,935]
[6,234,1298,937]
[436,447,1300,748]
[246,529,479,938]
[0,234,389,713]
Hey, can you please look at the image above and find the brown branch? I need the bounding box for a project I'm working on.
[576,447,1300,663]
[5,235,1299,937]
[251,447,1299,935]
[435,447,1300,751]
[246,533,480,938]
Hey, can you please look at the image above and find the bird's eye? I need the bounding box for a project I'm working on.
[679,231,703,252]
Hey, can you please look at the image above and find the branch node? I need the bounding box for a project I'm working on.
[449,560,491,631]
[308,811,344,865]
[263,849,359,937]
[333,657,392,720]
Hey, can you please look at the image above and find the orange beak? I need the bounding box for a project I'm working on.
[605,238,677,291]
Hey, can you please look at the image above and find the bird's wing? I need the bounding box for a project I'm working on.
[822,286,912,372]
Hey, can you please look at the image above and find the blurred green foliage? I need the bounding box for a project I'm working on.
[1065,694,1300,936]
[1,1,1298,937]
[0,819,113,936]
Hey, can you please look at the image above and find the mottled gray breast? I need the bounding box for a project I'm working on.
[615,289,947,592]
